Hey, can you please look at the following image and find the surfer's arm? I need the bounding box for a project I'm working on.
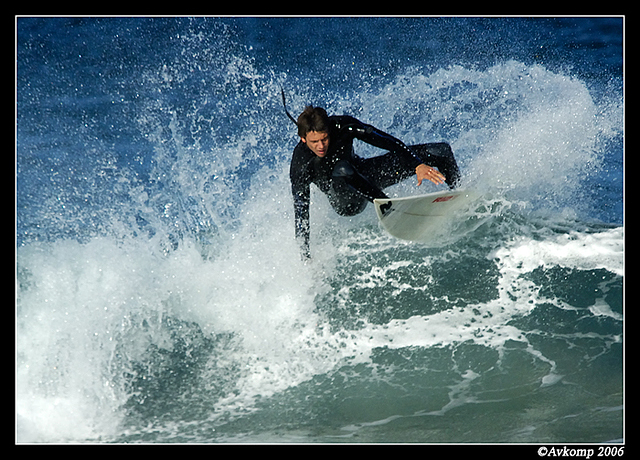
[292,184,311,260]
[290,149,312,259]
[345,119,446,186]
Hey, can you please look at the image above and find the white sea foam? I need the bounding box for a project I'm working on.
[493,227,623,277]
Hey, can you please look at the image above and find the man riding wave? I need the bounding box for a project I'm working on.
[289,105,461,259]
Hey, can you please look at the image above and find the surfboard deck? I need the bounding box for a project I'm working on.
[374,189,473,241]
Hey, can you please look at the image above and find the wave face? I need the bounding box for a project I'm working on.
[16,17,623,443]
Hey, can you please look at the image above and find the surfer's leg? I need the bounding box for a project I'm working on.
[409,143,461,189]
[356,153,416,190]
[329,160,384,216]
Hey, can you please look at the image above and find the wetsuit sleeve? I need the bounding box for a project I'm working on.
[290,145,312,259]
[344,118,423,170]
[292,180,311,259]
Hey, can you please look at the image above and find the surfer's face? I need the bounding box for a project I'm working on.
[302,131,330,158]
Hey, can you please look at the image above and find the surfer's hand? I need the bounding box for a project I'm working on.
[416,164,446,186]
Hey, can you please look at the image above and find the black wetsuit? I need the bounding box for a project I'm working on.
[290,115,460,258]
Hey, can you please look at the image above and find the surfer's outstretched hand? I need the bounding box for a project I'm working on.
[415,164,446,186]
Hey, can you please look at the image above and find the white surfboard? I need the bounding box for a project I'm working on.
[374,189,473,241]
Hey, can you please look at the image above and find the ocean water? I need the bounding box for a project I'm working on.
[16,17,623,443]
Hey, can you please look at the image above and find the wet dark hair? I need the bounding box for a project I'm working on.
[297,106,330,138]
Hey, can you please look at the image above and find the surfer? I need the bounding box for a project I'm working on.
[289,105,461,259]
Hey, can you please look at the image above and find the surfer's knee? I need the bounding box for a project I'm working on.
[411,142,453,158]
[332,160,356,179]
[434,143,460,188]
[332,197,368,216]
[427,142,454,158]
